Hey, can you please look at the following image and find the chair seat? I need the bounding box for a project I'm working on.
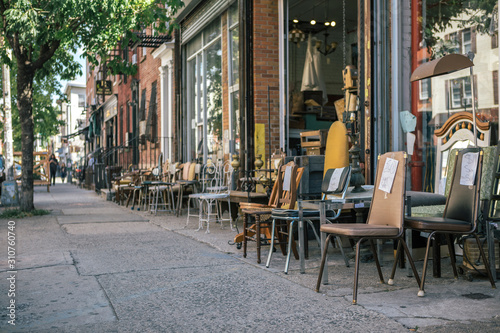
[188,193,206,199]
[271,208,339,219]
[320,223,400,237]
[207,186,228,192]
[178,180,197,185]
[200,193,229,200]
[404,216,472,232]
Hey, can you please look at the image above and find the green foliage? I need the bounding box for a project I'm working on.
[0,61,64,150]
[0,208,50,219]
[424,0,497,57]
[1,0,184,211]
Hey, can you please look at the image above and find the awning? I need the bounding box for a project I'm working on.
[63,126,89,139]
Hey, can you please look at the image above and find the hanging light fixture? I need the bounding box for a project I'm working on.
[315,31,337,56]
[289,25,306,45]
[315,1,337,56]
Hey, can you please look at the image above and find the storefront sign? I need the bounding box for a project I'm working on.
[96,80,112,95]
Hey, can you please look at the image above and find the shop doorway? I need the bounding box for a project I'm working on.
[285,0,360,155]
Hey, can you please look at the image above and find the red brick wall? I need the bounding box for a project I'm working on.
[253,0,281,158]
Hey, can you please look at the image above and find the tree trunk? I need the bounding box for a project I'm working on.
[17,64,35,211]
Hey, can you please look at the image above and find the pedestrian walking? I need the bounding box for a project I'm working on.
[60,162,67,183]
[49,154,58,185]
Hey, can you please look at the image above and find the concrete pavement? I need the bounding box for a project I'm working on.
[0,182,499,332]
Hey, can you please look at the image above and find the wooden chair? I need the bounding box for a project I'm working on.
[316,151,421,305]
[401,148,496,297]
[241,161,303,264]
[175,162,199,216]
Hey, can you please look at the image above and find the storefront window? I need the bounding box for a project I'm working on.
[414,1,498,192]
[229,1,239,153]
[185,17,222,162]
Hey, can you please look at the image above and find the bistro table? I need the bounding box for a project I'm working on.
[298,185,374,282]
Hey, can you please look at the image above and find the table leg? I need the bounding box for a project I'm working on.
[298,201,305,274]
[320,201,328,284]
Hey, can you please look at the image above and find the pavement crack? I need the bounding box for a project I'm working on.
[69,250,82,275]
[95,276,119,321]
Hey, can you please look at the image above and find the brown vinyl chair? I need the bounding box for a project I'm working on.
[316,151,421,305]
[241,161,303,264]
[399,148,496,297]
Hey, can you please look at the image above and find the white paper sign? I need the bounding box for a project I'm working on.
[406,132,416,155]
[327,168,344,192]
[460,152,479,186]
[274,159,281,170]
[283,166,292,191]
[378,158,399,193]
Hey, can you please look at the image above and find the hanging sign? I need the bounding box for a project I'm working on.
[96,80,112,95]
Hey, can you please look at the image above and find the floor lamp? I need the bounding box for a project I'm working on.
[410,53,477,146]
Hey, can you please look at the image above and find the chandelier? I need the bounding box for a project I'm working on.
[289,25,306,45]
[315,31,337,56]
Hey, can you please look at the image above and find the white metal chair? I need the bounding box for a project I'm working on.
[197,161,234,233]
[185,163,216,228]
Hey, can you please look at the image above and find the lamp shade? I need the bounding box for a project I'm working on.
[410,54,474,82]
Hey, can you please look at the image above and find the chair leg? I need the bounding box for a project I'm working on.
[389,239,403,285]
[228,198,235,231]
[256,215,261,264]
[445,234,458,279]
[186,197,192,227]
[266,218,277,268]
[418,232,436,297]
[369,239,384,284]
[353,239,362,305]
[206,199,212,234]
[285,220,296,274]
[243,213,248,258]
[474,234,497,289]
[197,199,204,232]
[316,234,333,292]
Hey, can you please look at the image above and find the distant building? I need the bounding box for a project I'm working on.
[55,82,87,165]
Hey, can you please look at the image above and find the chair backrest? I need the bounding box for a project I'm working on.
[434,112,490,193]
[444,148,483,226]
[267,166,304,208]
[199,162,217,192]
[323,121,350,176]
[188,163,198,181]
[321,166,352,200]
[367,151,407,229]
[273,161,299,209]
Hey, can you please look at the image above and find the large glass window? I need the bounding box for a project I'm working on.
[414,2,498,192]
[185,17,222,162]
[228,1,240,153]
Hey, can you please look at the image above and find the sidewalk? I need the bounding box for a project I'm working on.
[0,183,499,332]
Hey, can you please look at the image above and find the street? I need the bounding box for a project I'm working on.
[0,183,499,332]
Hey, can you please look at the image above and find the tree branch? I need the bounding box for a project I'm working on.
[32,39,60,71]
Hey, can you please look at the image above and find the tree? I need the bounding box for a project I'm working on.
[423,0,497,56]
[1,60,64,151]
[0,0,183,211]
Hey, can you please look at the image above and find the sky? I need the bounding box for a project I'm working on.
[61,48,86,88]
